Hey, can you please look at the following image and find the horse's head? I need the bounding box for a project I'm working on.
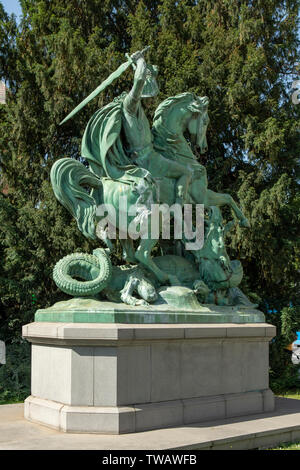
[153,92,209,155]
[186,95,210,154]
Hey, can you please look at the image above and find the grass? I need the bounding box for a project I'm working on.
[264,390,300,450]
[277,390,300,400]
[268,442,300,450]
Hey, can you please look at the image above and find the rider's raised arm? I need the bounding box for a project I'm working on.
[124,53,147,115]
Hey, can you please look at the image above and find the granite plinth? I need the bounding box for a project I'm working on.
[23,320,275,434]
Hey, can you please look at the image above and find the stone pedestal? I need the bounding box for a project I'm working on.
[22,321,275,434]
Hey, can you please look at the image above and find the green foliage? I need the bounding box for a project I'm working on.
[0,339,31,404]
[267,306,300,394]
[0,0,299,400]
[281,305,300,342]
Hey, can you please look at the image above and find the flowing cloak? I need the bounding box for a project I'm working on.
[81,94,149,186]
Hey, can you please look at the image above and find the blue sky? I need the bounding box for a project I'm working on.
[2,0,22,18]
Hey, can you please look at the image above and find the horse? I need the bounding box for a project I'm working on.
[151,92,250,228]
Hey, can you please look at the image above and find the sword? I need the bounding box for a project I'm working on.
[60,46,150,125]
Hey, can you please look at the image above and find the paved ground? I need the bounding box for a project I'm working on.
[1,397,300,450]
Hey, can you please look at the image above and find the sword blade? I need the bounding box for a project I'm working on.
[60,60,131,125]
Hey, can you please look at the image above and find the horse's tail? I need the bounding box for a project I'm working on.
[50,157,101,240]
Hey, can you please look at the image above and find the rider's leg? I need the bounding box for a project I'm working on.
[175,174,192,205]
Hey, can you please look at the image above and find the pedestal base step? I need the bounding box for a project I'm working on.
[2,398,300,449]
[25,389,274,434]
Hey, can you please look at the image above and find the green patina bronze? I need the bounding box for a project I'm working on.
[35,298,265,324]
[47,47,260,322]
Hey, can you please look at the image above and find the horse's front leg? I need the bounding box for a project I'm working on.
[135,237,178,285]
[205,189,250,227]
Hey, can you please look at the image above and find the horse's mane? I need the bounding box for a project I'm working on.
[153,92,195,124]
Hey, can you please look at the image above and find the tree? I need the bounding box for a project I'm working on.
[0,1,299,392]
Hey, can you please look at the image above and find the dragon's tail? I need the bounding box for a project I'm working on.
[50,157,101,240]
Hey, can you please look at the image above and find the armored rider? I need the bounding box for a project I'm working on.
[122,50,193,205]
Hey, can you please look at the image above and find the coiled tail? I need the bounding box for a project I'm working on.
[50,157,101,240]
[53,249,112,297]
